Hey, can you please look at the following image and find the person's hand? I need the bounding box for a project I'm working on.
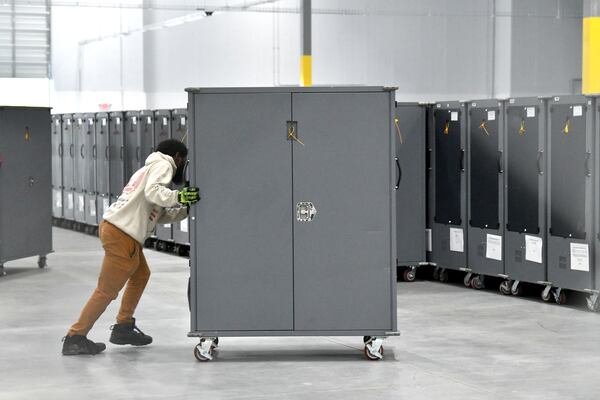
[178,187,200,205]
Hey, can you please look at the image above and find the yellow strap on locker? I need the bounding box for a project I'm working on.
[287,126,304,146]
[394,117,404,145]
[479,121,490,136]
[443,121,449,135]
[563,117,571,134]
[519,119,526,136]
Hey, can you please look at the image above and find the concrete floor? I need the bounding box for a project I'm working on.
[1,228,599,400]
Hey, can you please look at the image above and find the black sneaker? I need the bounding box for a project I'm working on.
[109,318,153,346]
[62,335,106,356]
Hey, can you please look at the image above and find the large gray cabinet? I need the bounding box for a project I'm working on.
[504,97,547,285]
[187,87,398,358]
[466,100,505,280]
[394,103,426,275]
[547,96,595,293]
[0,107,52,275]
[428,102,468,274]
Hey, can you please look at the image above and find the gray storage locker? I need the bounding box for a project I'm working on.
[187,87,398,361]
[61,114,75,223]
[466,100,505,288]
[171,108,190,252]
[594,99,600,310]
[546,96,595,301]
[109,112,125,209]
[94,113,109,226]
[72,114,86,224]
[51,114,63,219]
[428,102,468,280]
[0,107,52,276]
[394,103,426,281]
[153,109,173,247]
[504,97,548,294]
[124,110,154,181]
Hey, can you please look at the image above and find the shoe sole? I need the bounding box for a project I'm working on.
[62,348,105,356]
[109,338,152,346]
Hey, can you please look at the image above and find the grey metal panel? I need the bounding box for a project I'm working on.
[109,112,125,203]
[186,86,394,94]
[95,113,110,196]
[188,330,397,338]
[171,108,189,246]
[189,92,294,332]
[154,109,173,242]
[595,98,600,291]
[61,114,75,221]
[72,114,86,223]
[429,101,468,270]
[124,110,154,182]
[467,99,505,277]
[292,91,395,331]
[51,114,63,218]
[84,113,98,226]
[504,97,547,283]
[395,103,426,266]
[547,95,594,291]
[0,108,52,263]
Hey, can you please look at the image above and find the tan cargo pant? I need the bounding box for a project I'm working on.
[68,221,150,336]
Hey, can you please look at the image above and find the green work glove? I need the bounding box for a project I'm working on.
[178,187,200,205]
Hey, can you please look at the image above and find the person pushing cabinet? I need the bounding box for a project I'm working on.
[62,139,200,356]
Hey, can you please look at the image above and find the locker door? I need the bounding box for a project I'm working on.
[395,104,426,265]
[190,92,294,331]
[292,91,394,331]
[154,110,173,241]
[95,114,109,197]
[124,112,139,181]
[109,112,125,199]
[139,111,154,163]
[73,115,85,193]
[0,108,51,261]
[51,115,62,189]
[83,115,97,195]
[171,109,188,245]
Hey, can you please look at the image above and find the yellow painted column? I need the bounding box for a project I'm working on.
[301,55,312,87]
[583,1,600,94]
[300,0,312,87]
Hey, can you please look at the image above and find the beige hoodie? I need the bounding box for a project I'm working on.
[103,152,188,244]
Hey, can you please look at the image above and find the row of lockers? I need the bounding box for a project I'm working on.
[51,109,190,249]
[396,95,599,307]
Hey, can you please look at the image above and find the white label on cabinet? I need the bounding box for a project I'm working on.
[163,117,168,126]
[570,243,589,272]
[486,234,502,261]
[488,110,496,121]
[132,116,137,125]
[526,107,536,118]
[56,191,62,208]
[103,198,110,212]
[78,194,84,212]
[573,105,583,117]
[89,199,96,217]
[68,193,74,210]
[525,235,543,264]
[426,229,432,252]
[147,116,152,124]
[163,224,171,228]
[181,117,186,126]
[451,111,459,121]
[181,218,188,233]
[450,228,464,253]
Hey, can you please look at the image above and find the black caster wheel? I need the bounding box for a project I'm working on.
[471,276,484,290]
[586,295,600,312]
[541,288,552,302]
[511,283,523,296]
[463,274,472,288]
[403,268,416,282]
[201,337,219,348]
[363,345,384,361]
[37,256,47,269]
[499,281,511,295]
[439,269,449,283]
[177,246,188,257]
[154,241,164,251]
[555,290,567,305]
[194,345,213,362]
[432,267,440,281]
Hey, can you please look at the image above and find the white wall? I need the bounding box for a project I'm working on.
[49,0,584,112]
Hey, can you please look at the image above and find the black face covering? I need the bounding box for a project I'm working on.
[172,163,185,185]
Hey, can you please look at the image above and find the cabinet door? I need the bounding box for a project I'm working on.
[96,115,110,196]
[109,113,125,198]
[395,105,426,264]
[292,92,394,331]
[190,92,294,331]
[0,108,52,261]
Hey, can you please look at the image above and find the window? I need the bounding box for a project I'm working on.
[0,0,50,78]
